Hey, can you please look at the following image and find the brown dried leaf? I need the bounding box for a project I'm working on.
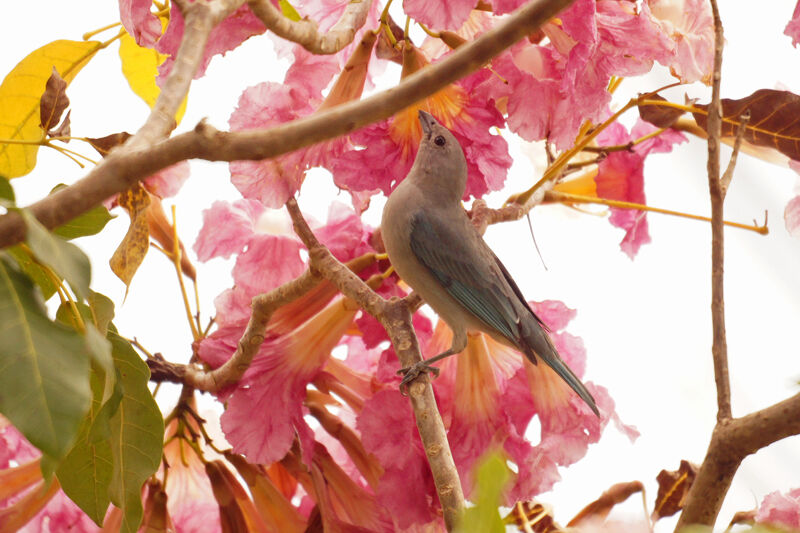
[505,501,565,533]
[146,195,196,281]
[638,94,685,129]
[109,184,151,291]
[652,459,698,520]
[693,89,800,162]
[87,132,132,157]
[49,109,70,139]
[39,67,69,134]
[568,481,645,527]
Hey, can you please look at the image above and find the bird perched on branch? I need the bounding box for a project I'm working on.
[381,110,598,415]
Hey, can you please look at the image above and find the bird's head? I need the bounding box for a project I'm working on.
[410,110,468,201]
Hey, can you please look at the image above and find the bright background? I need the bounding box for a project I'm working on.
[2,1,799,530]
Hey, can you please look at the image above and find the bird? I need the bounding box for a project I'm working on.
[381,109,598,416]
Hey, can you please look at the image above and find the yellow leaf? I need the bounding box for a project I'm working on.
[109,184,151,295]
[0,40,101,178]
[119,32,187,123]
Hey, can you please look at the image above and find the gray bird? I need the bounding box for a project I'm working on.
[381,110,598,415]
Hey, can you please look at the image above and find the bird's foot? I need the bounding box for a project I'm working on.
[398,362,440,395]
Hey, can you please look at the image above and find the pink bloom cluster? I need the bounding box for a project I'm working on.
[757,488,800,530]
[189,196,636,528]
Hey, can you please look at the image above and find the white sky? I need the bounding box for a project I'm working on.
[2,1,800,531]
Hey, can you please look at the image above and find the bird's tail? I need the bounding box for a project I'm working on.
[522,339,599,417]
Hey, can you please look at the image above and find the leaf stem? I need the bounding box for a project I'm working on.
[545,190,769,234]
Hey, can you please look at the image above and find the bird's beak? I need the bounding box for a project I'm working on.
[418,110,435,136]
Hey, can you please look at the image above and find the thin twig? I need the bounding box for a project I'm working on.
[720,110,750,196]
[0,0,575,249]
[247,0,373,54]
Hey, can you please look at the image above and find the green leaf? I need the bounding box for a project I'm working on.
[458,452,510,533]
[279,0,302,21]
[107,331,164,533]
[21,209,91,301]
[7,244,59,300]
[0,176,14,203]
[0,254,91,474]
[55,290,115,336]
[49,184,113,240]
[57,368,114,525]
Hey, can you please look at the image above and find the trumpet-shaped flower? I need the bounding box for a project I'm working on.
[331,42,512,201]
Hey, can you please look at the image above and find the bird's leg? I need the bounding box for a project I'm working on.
[398,327,468,393]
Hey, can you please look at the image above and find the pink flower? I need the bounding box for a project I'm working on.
[119,0,162,47]
[403,0,475,31]
[332,43,511,201]
[785,195,800,237]
[647,0,714,83]
[357,390,441,529]
[489,0,673,149]
[787,2,800,47]
[553,120,686,258]
[156,3,265,81]
[756,488,800,530]
[197,202,382,466]
[229,31,378,209]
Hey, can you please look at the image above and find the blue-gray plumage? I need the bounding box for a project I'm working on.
[381,110,598,416]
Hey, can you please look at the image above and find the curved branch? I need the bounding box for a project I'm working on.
[0,0,574,249]
[247,0,372,54]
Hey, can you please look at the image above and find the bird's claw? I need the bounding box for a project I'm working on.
[398,362,440,395]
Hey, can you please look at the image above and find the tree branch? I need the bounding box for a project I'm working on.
[0,0,575,249]
[676,0,758,528]
[247,0,372,54]
[676,392,800,528]
[285,198,465,531]
[131,0,245,149]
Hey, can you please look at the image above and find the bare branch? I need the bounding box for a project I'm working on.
[285,198,466,531]
[704,0,731,425]
[247,0,372,54]
[0,0,575,249]
[677,392,800,528]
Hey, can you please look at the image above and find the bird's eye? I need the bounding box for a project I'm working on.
[434,135,446,146]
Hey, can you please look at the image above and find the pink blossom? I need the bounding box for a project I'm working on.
[787,2,800,47]
[332,55,511,200]
[119,0,162,47]
[357,390,440,529]
[20,489,97,533]
[403,0,475,31]
[208,296,359,465]
[156,4,265,81]
[227,47,350,207]
[0,417,39,469]
[193,199,266,261]
[785,195,800,237]
[593,120,687,258]
[493,0,673,149]
[143,160,190,199]
[756,488,800,529]
[647,0,714,83]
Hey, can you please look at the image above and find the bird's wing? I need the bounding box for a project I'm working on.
[409,211,520,344]
[489,249,551,333]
